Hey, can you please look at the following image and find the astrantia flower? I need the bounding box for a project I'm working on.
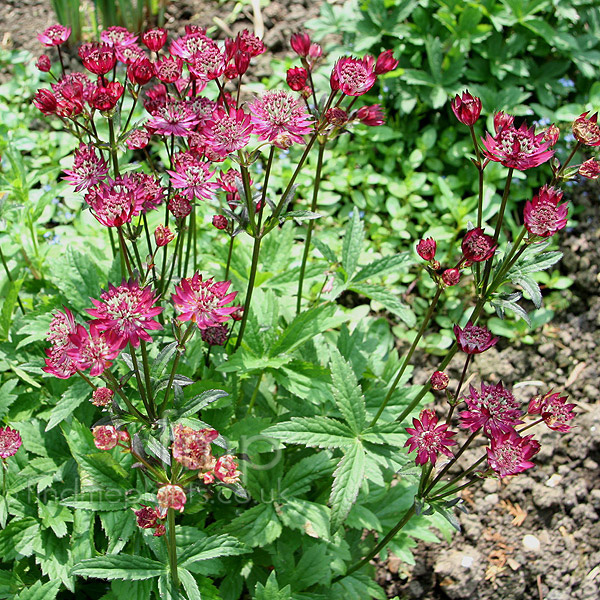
[404,409,457,466]
[0,427,22,459]
[127,57,154,85]
[144,83,168,115]
[416,238,436,261]
[529,391,575,433]
[201,324,228,346]
[237,29,265,57]
[461,227,497,263]
[487,430,540,477]
[331,56,376,96]
[249,90,313,146]
[170,31,213,60]
[187,42,225,82]
[125,128,150,150]
[524,185,568,239]
[85,176,145,227]
[142,28,167,52]
[325,108,348,127]
[290,32,311,57]
[89,81,124,112]
[36,55,51,72]
[46,308,78,346]
[451,91,482,127]
[460,382,522,437]
[81,43,116,76]
[572,111,600,146]
[67,323,121,376]
[167,152,217,201]
[374,49,398,75]
[579,158,600,179]
[101,26,138,48]
[442,268,460,287]
[356,104,384,126]
[116,44,146,66]
[153,55,183,83]
[38,24,71,46]
[134,505,160,529]
[93,425,119,450]
[157,484,187,513]
[543,124,560,146]
[87,279,163,349]
[92,386,114,407]
[172,424,218,470]
[482,121,554,170]
[494,111,514,133]
[146,100,199,137]
[63,144,109,192]
[168,194,192,219]
[286,67,308,91]
[204,107,253,156]
[130,173,165,213]
[214,455,241,484]
[154,224,174,247]
[212,215,228,230]
[430,371,449,391]
[43,308,79,379]
[454,322,498,354]
[172,273,238,329]
[33,88,58,115]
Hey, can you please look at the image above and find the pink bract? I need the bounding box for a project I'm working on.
[0,426,22,459]
[167,152,217,201]
[85,175,145,227]
[487,430,540,477]
[38,24,71,46]
[157,484,187,513]
[572,111,600,146]
[146,100,199,137]
[67,323,121,376]
[63,144,109,192]
[100,26,138,48]
[92,425,119,450]
[454,322,498,354]
[92,387,114,407]
[87,279,163,349]
[529,391,576,433]
[214,454,241,484]
[204,107,253,156]
[451,91,482,127]
[524,185,568,239]
[330,56,377,97]
[172,273,238,329]
[404,409,457,466]
[461,227,497,263]
[172,424,218,470]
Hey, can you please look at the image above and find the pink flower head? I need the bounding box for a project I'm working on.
[356,104,384,126]
[92,425,119,450]
[172,273,239,329]
[87,279,163,349]
[134,505,160,529]
[451,91,482,126]
[461,227,497,263]
[63,144,109,192]
[529,390,575,433]
[187,41,225,82]
[89,81,124,112]
[212,215,229,231]
[543,124,560,146]
[130,173,165,213]
[405,409,457,466]
[126,128,150,150]
[0,427,22,459]
[85,175,145,227]
[144,83,168,115]
[33,88,58,115]
[115,44,146,65]
[454,322,498,354]
[101,26,138,48]
[374,49,398,75]
[214,454,241,484]
[290,32,311,57]
[524,185,568,239]
[170,31,213,60]
[167,152,217,201]
[172,424,218,470]
[168,194,192,219]
[482,121,554,171]
[572,111,600,146]
[92,386,114,407]
[157,484,187,513]
[201,323,228,346]
[487,430,540,477]
[237,29,266,57]
[442,268,460,287]
[146,100,199,137]
[494,111,515,133]
[430,371,449,391]
[460,382,522,437]
[249,90,313,146]
[142,28,167,52]
[81,43,116,76]
[154,224,174,247]
[43,308,79,379]
[331,56,377,96]
[127,57,154,85]
[36,55,51,72]
[154,55,183,83]
[579,158,600,179]
[325,108,349,127]
[286,67,308,91]
[67,323,121,376]
[38,24,71,46]
[416,238,436,261]
[204,107,253,156]
[154,523,166,536]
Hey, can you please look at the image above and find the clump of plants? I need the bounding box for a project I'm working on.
[0,18,592,600]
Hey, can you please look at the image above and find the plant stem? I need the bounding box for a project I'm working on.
[432,456,486,498]
[224,235,235,280]
[246,372,263,415]
[166,508,180,589]
[0,247,25,314]
[129,345,153,420]
[333,504,416,583]
[183,203,195,276]
[369,287,443,428]
[117,227,134,279]
[103,370,149,424]
[296,141,326,314]
[446,354,471,425]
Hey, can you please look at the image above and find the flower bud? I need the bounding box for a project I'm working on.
[290,32,311,57]
[92,425,118,450]
[572,111,600,146]
[134,505,159,529]
[33,88,58,115]
[416,238,436,261]
[286,67,308,91]
[442,268,460,287]
[142,28,167,52]
[430,371,449,391]
[157,484,187,513]
[543,124,560,146]
[36,55,51,72]
[494,111,514,134]
[451,91,482,126]
[461,227,497,263]
[374,49,398,75]
[92,386,114,407]
[212,215,228,230]
[127,57,154,85]
[154,224,174,246]
[126,128,150,150]
[325,107,348,127]
[356,104,384,126]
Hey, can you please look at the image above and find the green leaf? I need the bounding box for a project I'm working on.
[279,498,331,541]
[349,283,416,327]
[281,452,334,497]
[152,342,178,376]
[254,572,292,600]
[112,580,154,600]
[45,379,90,431]
[178,569,201,600]
[268,304,340,357]
[283,210,322,221]
[352,253,412,283]
[0,518,40,561]
[38,501,73,538]
[0,378,18,419]
[178,389,228,418]
[312,237,338,264]
[264,417,355,449]
[341,208,364,279]
[512,275,542,308]
[179,534,249,566]
[329,347,366,434]
[15,580,61,600]
[71,555,166,580]
[330,442,366,532]
[0,278,23,341]
[223,504,282,547]
[62,491,132,512]
[77,452,129,491]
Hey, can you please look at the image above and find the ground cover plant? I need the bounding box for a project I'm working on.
[0,10,595,600]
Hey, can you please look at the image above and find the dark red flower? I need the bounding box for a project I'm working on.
[38,24,70,46]
[290,32,311,57]
[487,430,540,477]
[142,28,167,52]
[89,81,123,111]
[405,409,457,466]
[36,55,51,72]
[201,324,228,346]
[135,505,160,529]
[572,111,600,146]
[454,322,498,354]
[154,224,174,247]
[579,158,600,179]
[356,104,384,126]
[416,238,436,261]
[493,111,514,133]
[528,390,575,433]
[67,323,121,376]
[374,49,398,75]
[128,57,154,85]
[0,427,22,459]
[430,371,449,391]
[33,88,58,115]
[212,215,228,230]
[81,43,116,75]
[451,91,482,126]
[237,29,265,57]
[543,124,560,146]
[287,67,308,91]
[442,268,460,287]
[461,227,497,262]
[524,185,568,239]
[325,108,348,127]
